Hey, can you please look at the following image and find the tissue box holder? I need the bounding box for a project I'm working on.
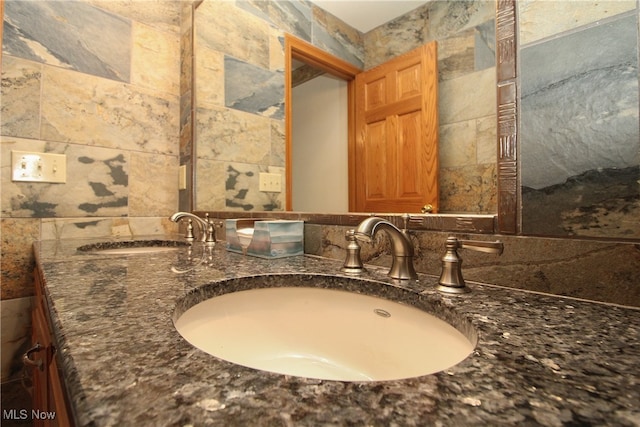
[226,219,304,259]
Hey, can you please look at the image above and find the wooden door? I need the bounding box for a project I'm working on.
[354,42,439,213]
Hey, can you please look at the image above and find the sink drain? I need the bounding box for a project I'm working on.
[373,308,391,318]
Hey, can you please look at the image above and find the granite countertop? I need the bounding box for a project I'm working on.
[34,237,640,426]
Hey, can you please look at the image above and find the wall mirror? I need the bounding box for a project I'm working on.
[190,0,639,240]
[517,1,639,240]
[191,0,498,217]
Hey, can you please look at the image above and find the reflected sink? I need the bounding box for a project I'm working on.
[174,275,476,382]
[77,240,189,255]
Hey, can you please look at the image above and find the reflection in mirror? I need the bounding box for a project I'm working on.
[289,43,354,212]
[193,0,497,214]
[518,2,639,239]
[291,67,349,212]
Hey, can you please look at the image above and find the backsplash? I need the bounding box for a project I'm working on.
[303,224,640,308]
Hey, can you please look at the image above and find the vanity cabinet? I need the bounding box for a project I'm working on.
[26,266,74,427]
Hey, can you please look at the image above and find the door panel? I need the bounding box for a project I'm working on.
[355,41,438,213]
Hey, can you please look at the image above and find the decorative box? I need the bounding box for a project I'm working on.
[225,219,304,259]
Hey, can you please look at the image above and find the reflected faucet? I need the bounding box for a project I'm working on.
[170,212,216,246]
[354,216,418,280]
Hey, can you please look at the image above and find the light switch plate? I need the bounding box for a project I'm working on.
[259,172,282,192]
[11,151,67,183]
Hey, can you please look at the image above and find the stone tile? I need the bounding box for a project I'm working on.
[41,218,129,240]
[196,106,271,164]
[440,164,497,213]
[131,22,180,96]
[474,19,495,71]
[364,5,429,69]
[426,0,495,40]
[39,217,177,240]
[196,0,270,69]
[1,137,129,218]
[476,116,497,165]
[129,152,179,217]
[0,56,42,139]
[270,29,285,72]
[270,119,286,168]
[0,218,39,299]
[521,15,639,189]
[437,28,475,81]
[519,0,636,46]
[311,5,363,69]
[439,67,496,125]
[440,120,476,168]
[128,217,179,237]
[3,1,131,82]
[224,162,284,212]
[522,167,639,239]
[195,47,224,108]
[364,0,494,70]
[40,66,179,155]
[224,57,284,119]
[194,159,227,212]
[88,0,181,35]
[238,0,312,43]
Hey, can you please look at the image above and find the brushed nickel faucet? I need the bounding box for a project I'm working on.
[170,212,216,246]
[354,216,418,280]
[438,236,503,293]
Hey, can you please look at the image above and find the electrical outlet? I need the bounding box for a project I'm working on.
[259,172,282,192]
[12,151,66,183]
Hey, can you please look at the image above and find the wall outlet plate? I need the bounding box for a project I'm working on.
[11,151,67,183]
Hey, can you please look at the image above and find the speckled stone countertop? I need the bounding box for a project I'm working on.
[34,237,640,426]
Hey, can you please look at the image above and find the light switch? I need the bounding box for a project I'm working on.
[11,151,66,183]
[259,172,282,192]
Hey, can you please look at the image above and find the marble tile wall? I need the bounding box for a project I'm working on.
[194,0,363,212]
[519,2,640,239]
[1,0,183,381]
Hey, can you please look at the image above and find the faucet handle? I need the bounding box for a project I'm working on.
[202,213,217,246]
[458,239,504,255]
[184,219,196,242]
[341,229,365,275]
[437,236,503,294]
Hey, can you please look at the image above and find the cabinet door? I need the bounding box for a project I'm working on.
[29,305,52,426]
[32,267,74,427]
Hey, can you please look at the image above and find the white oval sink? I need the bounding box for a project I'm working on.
[174,280,475,382]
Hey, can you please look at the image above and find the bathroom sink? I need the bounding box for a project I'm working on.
[76,240,189,255]
[174,275,475,382]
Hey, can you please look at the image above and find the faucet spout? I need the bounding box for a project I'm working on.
[170,212,216,246]
[354,217,418,280]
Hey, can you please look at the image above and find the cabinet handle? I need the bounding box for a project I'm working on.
[23,343,44,371]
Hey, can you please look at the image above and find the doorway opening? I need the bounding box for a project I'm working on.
[285,35,361,211]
